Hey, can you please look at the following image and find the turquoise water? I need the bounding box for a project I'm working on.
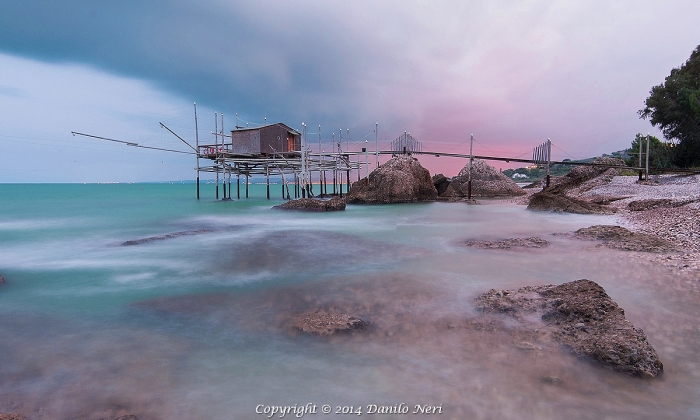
[1,183,699,419]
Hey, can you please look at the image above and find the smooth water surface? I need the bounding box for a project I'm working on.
[0,183,698,419]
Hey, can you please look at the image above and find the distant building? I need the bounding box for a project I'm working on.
[230,123,301,155]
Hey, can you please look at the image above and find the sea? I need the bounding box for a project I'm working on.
[0,183,699,419]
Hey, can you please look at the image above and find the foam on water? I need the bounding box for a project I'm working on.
[0,183,698,419]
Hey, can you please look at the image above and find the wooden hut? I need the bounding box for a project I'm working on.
[230,123,301,155]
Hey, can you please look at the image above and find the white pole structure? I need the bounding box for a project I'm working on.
[194,102,200,199]
[332,132,336,196]
[638,134,643,181]
[546,138,551,187]
[646,133,650,180]
[375,122,379,168]
[468,133,474,199]
[221,113,226,199]
[365,139,369,185]
[337,130,342,196]
[301,122,307,198]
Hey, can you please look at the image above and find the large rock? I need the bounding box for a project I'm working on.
[475,279,663,377]
[346,155,437,204]
[527,192,616,214]
[528,157,623,214]
[441,159,525,198]
[273,197,346,212]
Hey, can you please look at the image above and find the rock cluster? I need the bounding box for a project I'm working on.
[527,157,624,214]
[346,155,437,204]
[290,310,369,335]
[475,279,663,377]
[435,159,526,199]
[547,157,624,195]
[0,415,27,420]
[273,196,346,212]
[574,225,676,253]
[528,192,617,214]
[462,237,549,249]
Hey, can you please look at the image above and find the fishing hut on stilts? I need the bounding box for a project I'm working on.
[193,105,363,200]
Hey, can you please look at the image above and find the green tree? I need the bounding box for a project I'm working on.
[625,133,674,168]
[639,45,700,167]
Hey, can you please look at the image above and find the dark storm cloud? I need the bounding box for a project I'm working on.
[0,1,371,125]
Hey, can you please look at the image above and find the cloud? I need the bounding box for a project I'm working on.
[0,85,29,98]
[0,0,698,180]
[0,53,201,182]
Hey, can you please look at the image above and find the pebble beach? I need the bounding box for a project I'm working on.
[532,173,700,270]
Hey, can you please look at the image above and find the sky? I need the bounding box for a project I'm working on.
[1,1,699,182]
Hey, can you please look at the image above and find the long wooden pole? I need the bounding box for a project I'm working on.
[215,112,219,200]
[194,102,200,199]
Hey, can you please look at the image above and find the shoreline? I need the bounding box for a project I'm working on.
[519,174,700,272]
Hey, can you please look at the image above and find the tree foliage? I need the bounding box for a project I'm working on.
[639,45,700,167]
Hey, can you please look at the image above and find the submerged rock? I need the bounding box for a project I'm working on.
[462,237,549,249]
[575,225,676,253]
[442,159,526,198]
[575,225,633,240]
[290,310,369,335]
[122,229,213,246]
[527,192,616,214]
[273,196,346,212]
[346,155,437,204]
[0,274,5,284]
[475,279,663,377]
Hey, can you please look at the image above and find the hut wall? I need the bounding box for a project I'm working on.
[231,130,261,154]
[230,123,300,155]
[260,125,286,154]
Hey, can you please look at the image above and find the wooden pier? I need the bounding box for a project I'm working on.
[72,105,683,200]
